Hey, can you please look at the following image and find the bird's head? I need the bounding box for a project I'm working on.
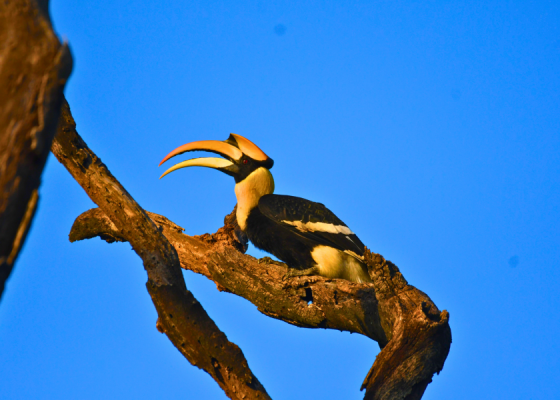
[159,133,274,183]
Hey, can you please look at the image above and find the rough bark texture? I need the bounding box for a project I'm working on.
[71,207,389,343]
[0,0,73,300]
[72,208,452,400]
[51,100,270,400]
[62,132,451,398]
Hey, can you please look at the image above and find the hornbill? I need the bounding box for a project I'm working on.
[159,133,371,283]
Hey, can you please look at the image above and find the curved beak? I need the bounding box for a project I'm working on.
[158,133,272,179]
[159,140,243,166]
[159,157,238,179]
[159,139,244,179]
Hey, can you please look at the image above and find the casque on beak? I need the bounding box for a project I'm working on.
[159,133,273,180]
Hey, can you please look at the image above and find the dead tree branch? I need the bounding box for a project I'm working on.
[72,206,451,400]
[0,0,72,300]
[53,98,451,398]
[72,207,390,344]
[51,99,270,400]
[64,137,451,399]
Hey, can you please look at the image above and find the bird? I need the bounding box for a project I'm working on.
[159,133,371,284]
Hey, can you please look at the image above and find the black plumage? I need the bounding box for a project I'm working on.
[244,205,315,271]
[258,194,365,258]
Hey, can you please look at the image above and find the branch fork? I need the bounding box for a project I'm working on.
[53,99,451,400]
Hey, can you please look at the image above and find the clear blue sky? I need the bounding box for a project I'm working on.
[2,1,559,399]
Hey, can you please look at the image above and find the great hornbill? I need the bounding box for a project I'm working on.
[159,133,371,283]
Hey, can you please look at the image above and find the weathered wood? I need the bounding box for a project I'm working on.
[70,194,452,399]
[51,100,271,400]
[0,0,72,300]
[71,207,389,342]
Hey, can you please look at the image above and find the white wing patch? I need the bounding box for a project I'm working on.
[282,220,354,235]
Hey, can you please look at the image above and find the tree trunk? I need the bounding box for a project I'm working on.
[0,0,72,300]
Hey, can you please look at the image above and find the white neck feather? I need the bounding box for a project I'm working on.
[234,167,275,230]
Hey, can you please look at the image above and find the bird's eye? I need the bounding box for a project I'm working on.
[243,159,248,164]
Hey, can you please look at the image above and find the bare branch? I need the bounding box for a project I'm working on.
[71,204,452,399]
[72,207,388,341]
[51,99,271,400]
[0,0,72,300]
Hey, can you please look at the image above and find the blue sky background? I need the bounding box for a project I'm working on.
[2,1,560,399]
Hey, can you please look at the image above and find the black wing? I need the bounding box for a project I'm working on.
[258,194,365,256]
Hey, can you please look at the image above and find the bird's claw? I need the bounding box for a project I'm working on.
[283,266,321,281]
[258,256,286,267]
[283,267,296,281]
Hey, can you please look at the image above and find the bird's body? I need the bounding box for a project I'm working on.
[160,134,371,283]
[245,202,371,282]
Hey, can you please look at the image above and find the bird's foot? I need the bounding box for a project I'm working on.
[284,266,321,280]
[258,256,286,267]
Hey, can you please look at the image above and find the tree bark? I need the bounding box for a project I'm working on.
[0,0,72,300]
[53,100,451,399]
[51,99,271,400]
[72,208,451,400]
